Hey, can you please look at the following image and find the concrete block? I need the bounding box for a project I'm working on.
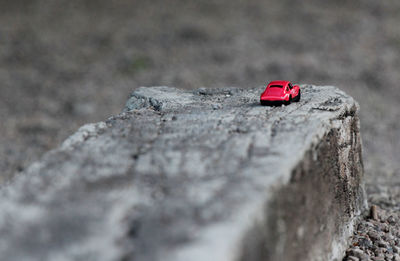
[0,85,367,261]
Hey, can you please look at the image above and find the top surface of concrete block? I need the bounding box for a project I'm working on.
[0,85,363,261]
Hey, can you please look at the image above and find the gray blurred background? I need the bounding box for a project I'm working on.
[0,0,399,207]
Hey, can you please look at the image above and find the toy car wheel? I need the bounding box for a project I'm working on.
[284,96,291,105]
[295,90,301,102]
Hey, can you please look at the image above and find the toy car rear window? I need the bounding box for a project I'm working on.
[269,85,283,88]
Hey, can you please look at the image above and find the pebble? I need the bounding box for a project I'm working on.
[387,215,397,225]
[381,223,389,233]
[374,248,384,256]
[347,248,369,260]
[359,238,373,249]
[370,205,379,220]
[386,234,394,241]
[345,208,400,261]
[369,231,381,241]
[378,241,388,248]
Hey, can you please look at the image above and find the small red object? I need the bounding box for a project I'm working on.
[260,80,301,106]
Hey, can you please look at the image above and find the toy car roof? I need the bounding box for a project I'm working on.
[267,80,290,86]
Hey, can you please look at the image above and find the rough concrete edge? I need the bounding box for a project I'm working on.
[292,101,367,261]
[297,100,367,261]
[60,121,108,150]
[328,101,368,261]
[123,86,196,112]
[0,118,119,193]
[233,94,368,261]
[309,118,367,261]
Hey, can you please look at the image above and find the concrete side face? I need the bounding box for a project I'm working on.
[239,110,365,261]
[0,86,366,261]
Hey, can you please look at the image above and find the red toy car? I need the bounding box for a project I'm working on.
[260,80,301,106]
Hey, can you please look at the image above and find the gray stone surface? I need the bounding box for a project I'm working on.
[0,85,366,261]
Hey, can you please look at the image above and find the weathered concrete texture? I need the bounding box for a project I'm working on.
[0,85,366,261]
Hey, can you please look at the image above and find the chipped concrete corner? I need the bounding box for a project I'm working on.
[0,85,366,261]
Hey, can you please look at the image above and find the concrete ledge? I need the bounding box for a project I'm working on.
[0,85,366,261]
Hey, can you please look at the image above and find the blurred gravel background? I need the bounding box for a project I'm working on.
[0,0,399,256]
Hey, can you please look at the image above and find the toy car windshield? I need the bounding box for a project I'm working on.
[269,85,283,88]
